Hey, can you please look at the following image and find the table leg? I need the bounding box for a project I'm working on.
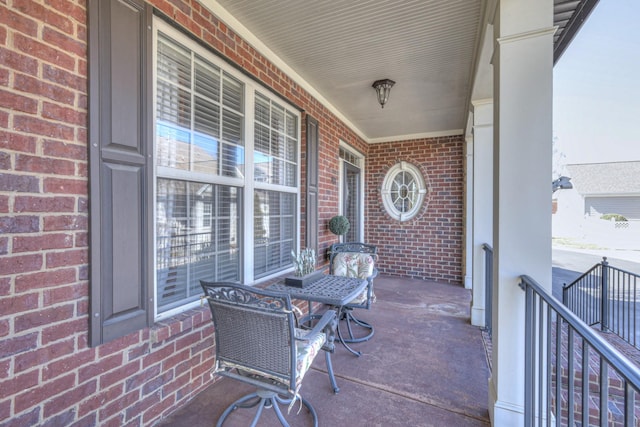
[298,300,362,357]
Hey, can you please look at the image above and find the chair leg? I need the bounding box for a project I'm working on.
[216,392,261,427]
[216,390,318,427]
[298,396,318,426]
[269,396,290,427]
[340,309,374,343]
[249,398,268,427]
[301,312,341,392]
[273,394,318,427]
[324,349,339,393]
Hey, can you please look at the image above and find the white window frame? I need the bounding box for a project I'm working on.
[381,161,427,222]
[152,19,301,321]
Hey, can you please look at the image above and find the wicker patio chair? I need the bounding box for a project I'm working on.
[328,242,379,343]
[199,281,338,427]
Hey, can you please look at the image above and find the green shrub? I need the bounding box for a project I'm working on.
[328,215,350,235]
[600,213,628,222]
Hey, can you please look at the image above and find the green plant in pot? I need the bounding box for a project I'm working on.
[291,248,316,277]
[328,215,350,237]
[286,248,322,287]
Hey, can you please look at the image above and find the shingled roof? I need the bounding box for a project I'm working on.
[566,161,640,195]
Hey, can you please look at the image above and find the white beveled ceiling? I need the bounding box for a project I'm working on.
[204,0,593,143]
[206,0,483,142]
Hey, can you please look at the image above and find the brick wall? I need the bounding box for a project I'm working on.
[0,0,369,425]
[366,136,465,284]
[0,0,465,426]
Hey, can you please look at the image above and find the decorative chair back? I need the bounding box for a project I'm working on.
[327,243,378,345]
[329,243,378,278]
[200,281,297,394]
[200,281,337,426]
[329,242,378,308]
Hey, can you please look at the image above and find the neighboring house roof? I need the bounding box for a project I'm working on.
[566,161,640,195]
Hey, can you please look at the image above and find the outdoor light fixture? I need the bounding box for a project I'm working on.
[552,176,573,193]
[372,79,395,108]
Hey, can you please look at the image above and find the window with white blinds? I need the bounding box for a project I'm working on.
[156,179,240,312]
[253,94,298,278]
[153,22,299,316]
[253,190,296,278]
[156,34,245,178]
[254,93,298,186]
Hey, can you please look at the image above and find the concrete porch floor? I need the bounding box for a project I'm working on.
[155,275,491,426]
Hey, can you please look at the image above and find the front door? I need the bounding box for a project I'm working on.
[342,162,361,242]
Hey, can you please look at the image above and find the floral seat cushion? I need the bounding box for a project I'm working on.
[332,252,376,304]
[218,329,325,389]
[294,328,326,386]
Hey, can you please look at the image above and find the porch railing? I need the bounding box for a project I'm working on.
[520,275,640,426]
[482,243,493,337]
[563,257,640,350]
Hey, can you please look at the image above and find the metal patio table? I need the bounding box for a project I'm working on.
[268,274,368,356]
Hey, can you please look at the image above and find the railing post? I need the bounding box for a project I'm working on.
[520,274,640,426]
[562,283,568,306]
[600,257,609,332]
[521,278,533,427]
[483,244,493,337]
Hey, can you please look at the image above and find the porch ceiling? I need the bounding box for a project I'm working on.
[205,0,597,142]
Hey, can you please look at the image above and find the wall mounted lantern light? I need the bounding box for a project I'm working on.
[551,176,573,193]
[372,79,395,108]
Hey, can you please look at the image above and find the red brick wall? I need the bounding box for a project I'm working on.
[366,137,465,284]
[0,0,465,425]
[0,0,369,425]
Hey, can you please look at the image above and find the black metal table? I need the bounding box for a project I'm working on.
[268,274,368,356]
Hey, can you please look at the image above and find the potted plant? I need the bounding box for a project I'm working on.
[328,215,350,237]
[285,248,323,287]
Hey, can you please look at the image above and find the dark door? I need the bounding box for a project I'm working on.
[343,162,361,242]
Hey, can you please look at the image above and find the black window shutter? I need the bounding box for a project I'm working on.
[88,0,153,346]
[305,115,319,254]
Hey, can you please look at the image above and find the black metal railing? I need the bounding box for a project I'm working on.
[563,257,640,350]
[520,275,640,426]
[482,243,493,337]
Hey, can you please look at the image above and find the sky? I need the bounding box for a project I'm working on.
[553,0,640,167]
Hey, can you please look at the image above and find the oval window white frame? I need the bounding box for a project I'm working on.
[381,161,427,221]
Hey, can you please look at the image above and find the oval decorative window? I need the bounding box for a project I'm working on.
[381,161,427,221]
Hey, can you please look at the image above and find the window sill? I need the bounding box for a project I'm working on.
[148,273,315,346]
[150,305,211,345]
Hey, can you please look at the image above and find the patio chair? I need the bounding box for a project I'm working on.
[199,281,338,427]
[328,242,378,343]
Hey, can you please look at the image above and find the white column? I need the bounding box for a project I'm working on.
[489,0,554,425]
[464,130,474,291]
[471,99,493,327]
